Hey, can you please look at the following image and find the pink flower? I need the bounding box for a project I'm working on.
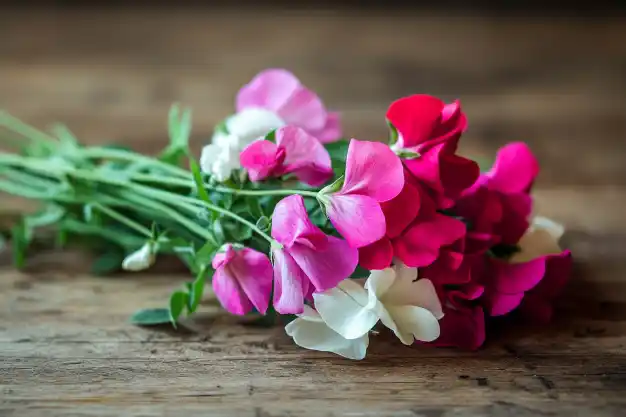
[211,244,273,316]
[482,217,571,317]
[386,94,479,209]
[319,139,404,248]
[455,142,539,245]
[271,195,358,314]
[236,68,342,143]
[239,126,333,186]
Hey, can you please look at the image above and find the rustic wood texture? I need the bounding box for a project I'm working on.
[1,7,625,417]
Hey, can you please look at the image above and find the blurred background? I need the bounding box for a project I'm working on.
[0,2,625,189]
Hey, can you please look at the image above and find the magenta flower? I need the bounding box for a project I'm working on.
[271,195,358,314]
[386,94,479,209]
[236,68,342,143]
[319,139,404,248]
[455,142,539,245]
[239,126,333,186]
[211,244,273,316]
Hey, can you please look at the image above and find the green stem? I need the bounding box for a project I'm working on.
[80,147,190,178]
[92,203,152,239]
[0,111,57,147]
[130,173,319,198]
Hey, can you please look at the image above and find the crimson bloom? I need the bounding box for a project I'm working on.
[318,139,404,248]
[239,125,333,186]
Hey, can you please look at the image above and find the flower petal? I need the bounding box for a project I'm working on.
[485,291,525,316]
[341,139,404,202]
[364,268,397,301]
[236,69,326,132]
[235,248,274,315]
[382,269,444,320]
[313,279,379,340]
[285,305,369,360]
[212,266,253,316]
[271,249,309,314]
[290,236,359,292]
[276,125,333,186]
[239,140,280,182]
[326,194,386,248]
[386,95,445,148]
[358,238,394,270]
[314,111,342,144]
[381,181,421,239]
[271,195,326,248]
[393,214,466,267]
[486,142,539,194]
[225,108,286,145]
[491,257,546,294]
[382,305,441,344]
[429,306,485,350]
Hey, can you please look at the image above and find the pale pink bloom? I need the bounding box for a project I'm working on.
[271,195,358,314]
[239,126,333,186]
[236,69,342,144]
[318,139,404,248]
[211,244,273,316]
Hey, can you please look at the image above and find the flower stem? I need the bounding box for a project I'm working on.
[92,203,153,239]
[80,147,190,178]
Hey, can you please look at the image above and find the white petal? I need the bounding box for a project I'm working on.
[226,108,285,146]
[199,144,220,174]
[364,268,396,301]
[383,273,444,320]
[313,279,379,340]
[511,217,564,263]
[385,305,441,344]
[122,244,155,272]
[285,306,369,360]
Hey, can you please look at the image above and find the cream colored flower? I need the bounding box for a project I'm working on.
[122,243,156,272]
[510,216,565,263]
[313,263,444,346]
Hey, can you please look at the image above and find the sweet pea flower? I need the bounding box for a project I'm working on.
[313,263,444,345]
[455,142,539,245]
[239,125,333,186]
[211,244,273,316]
[318,139,404,248]
[386,94,479,208]
[122,242,157,271]
[285,305,369,360]
[271,195,358,314]
[200,135,242,182]
[483,216,571,317]
[236,68,342,144]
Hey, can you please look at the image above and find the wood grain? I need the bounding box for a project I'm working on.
[1,7,625,417]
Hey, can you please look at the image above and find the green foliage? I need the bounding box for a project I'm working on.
[10,219,30,269]
[324,139,350,177]
[91,250,125,276]
[387,120,399,146]
[160,104,192,165]
[129,308,173,325]
[395,149,420,160]
[169,290,189,326]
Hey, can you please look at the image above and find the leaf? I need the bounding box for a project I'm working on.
[150,222,162,241]
[10,220,30,269]
[91,250,125,276]
[25,204,65,229]
[169,290,189,325]
[395,149,420,160]
[195,241,216,267]
[188,266,210,314]
[349,264,370,279]
[52,123,79,148]
[246,196,264,218]
[212,219,226,244]
[168,238,199,274]
[223,221,253,242]
[189,157,212,204]
[387,120,399,146]
[129,308,172,326]
[255,216,270,232]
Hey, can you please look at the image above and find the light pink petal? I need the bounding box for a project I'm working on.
[235,248,274,315]
[393,214,466,267]
[341,139,404,202]
[486,142,539,194]
[381,181,421,239]
[271,249,309,314]
[314,111,342,144]
[358,238,394,270]
[289,236,358,292]
[239,140,280,182]
[276,125,333,186]
[212,266,253,316]
[326,194,386,248]
[271,195,327,249]
[385,95,444,148]
[212,244,235,269]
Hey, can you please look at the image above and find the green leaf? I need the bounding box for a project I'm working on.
[350,264,370,279]
[189,157,212,204]
[255,216,270,232]
[195,241,216,267]
[320,175,344,195]
[188,266,210,314]
[264,129,277,143]
[223,221,253,242]
[169,238,199,274]
[91,250,125,276]
[25,204,65,229]
[169,290,189,325]
[395,149,420,160]
[324,139,350,162]
[246,196,264,218]
[212,219,226,244]
[387,120,399,146]
[150,222,162,241]
[10,220,30,269]
[129,308,173,326]
[52,123,79,148]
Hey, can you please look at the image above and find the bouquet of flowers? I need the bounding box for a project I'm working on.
[0,69,572,360]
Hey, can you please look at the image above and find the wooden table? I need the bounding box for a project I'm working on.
[1,7,625,417]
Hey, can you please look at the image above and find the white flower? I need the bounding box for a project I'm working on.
[122,243,156,272]
[214,107,285,148]
[285,305,369,360]
[199,138,241,182]
[313,263,444,345]
[510,216,565,263]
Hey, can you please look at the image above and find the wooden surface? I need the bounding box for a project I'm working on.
[1,8,626,417]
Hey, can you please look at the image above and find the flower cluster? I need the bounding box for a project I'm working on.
[0,68,571,360]
[190,69,571,359]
